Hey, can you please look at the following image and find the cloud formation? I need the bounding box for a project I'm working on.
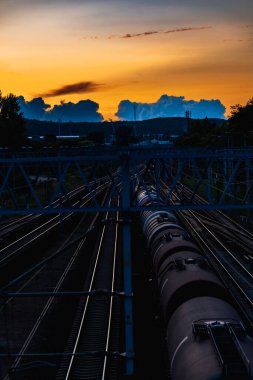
[19,93,226,123]
[120,31,159,39]
[87,25,212,40]
[164,26,211,34]
[46,100,103,122]
[18,96,51,120]
[223,39,245,43]
[115,94,226,120]
[38,81,104,98]
[19,97,103,122]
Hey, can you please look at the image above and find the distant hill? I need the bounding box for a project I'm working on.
[25,117,225,138]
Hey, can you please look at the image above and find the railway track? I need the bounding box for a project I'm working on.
[56,196,123,380]
[168,187,253,329]
[0,177,107,248]
[0,208,101,380]
[178,182,253,236]
[179,208,253,327]
[0,181,111,286]
[177,183,253,258]
[0,183,123,379]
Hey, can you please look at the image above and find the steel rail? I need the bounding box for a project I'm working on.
[179,182,253,239]
[162,181,253,326]
[0,182,109,266]
[3,238,88,380]
[185,210,253,282]
[0,183,86,235]
[0,174,108,241]
[169,186,253,285]
[101,200,119,380]
[64,222,107,379]
[2,189,107,380]
[188,211,253,252]
[177,209,253,329]
[64,196,116,380]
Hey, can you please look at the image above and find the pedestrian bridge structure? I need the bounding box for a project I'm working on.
[0,146,252,215]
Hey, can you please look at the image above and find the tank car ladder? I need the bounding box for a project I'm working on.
[193,320,251,379]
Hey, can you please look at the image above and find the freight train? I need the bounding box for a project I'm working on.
[137,187,253,380]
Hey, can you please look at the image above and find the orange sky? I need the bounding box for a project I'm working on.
[0,0,253,119]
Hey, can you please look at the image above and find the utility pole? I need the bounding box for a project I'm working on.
[133,104,137,138]
[185,110,191,133]
[58,118,62,137]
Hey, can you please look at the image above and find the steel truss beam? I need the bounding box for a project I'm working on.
[0,147,253,215]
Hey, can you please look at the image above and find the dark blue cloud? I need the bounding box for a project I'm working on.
[46,100,103,122]
[115,94,226,120]
[18,96,50,120]
[19,97,103,122]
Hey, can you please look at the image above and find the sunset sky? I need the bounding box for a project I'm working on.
[1,0,253,120]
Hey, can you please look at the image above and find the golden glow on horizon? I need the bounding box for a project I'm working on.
[0,1,253,120]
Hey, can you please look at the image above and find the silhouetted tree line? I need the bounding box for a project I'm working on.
[25,117,186,139]
[176,117,225,147]
[176,97,253,148]
[228,98,253,145]
[0,91,26,146]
